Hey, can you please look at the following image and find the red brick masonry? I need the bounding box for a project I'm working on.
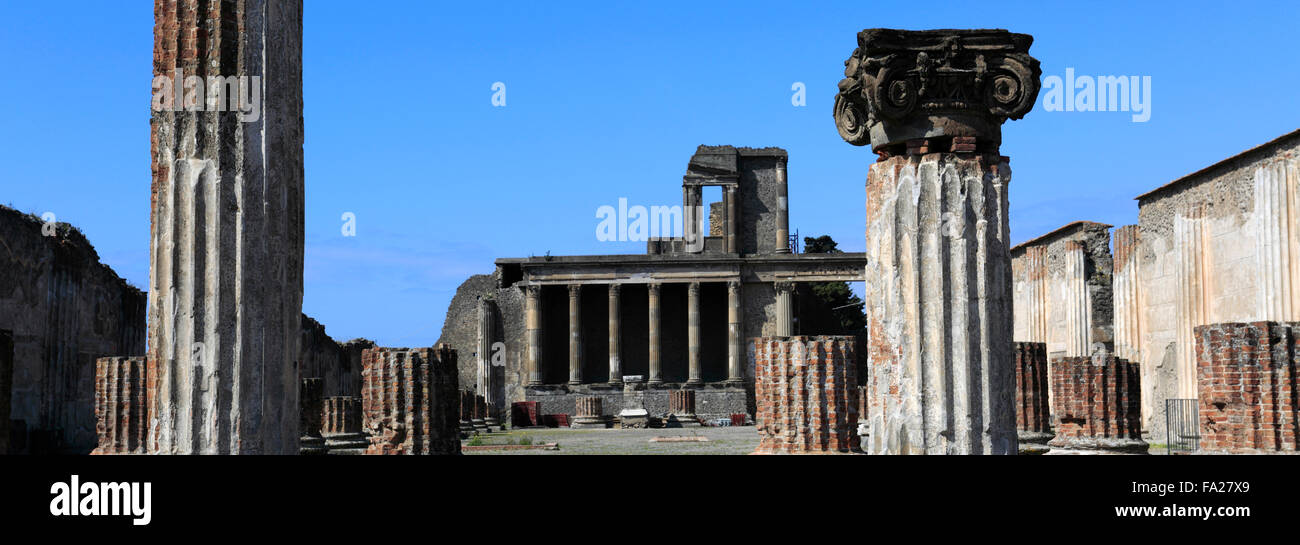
[1195,322,1299,453]
[92,357,149,455]
[1048,356,1145,452]
[322,396,362,436]
[1014,342,1051,434]
[751,336,860,454]
[361,345,460,455]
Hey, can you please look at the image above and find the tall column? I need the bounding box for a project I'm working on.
[608,284,622,385]
[1026,246,1049,343]
[647,283,663,385]
[775,159,791,253]
[774,282,795,336]
[567,285,582,385]
[1255,161,1299,321]
[724,185,738,253]
[525,285,542,386]
[1113,225,1147,424]
[148,0,305,454]
[1175,207,1210,398]
[687,282,702,384]
[727,280,744,384]
[1062,241,1090,357]
[476,298,499,426]
[835,28,1041,454]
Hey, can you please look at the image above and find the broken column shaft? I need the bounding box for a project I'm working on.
[837,29,1041,454]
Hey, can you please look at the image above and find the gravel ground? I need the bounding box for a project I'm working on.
[462,426,760,455]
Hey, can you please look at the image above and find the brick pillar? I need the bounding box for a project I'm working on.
[473,394,489,432]
[361,346,461,455]
[751,336,860,454]
[91,357,149,455]
[1013,342,1052,452]
[667,390,700,428]
[149,0,305,454]
[1196,322,1300,453]
[571,396,610,429]
[1048,356,1146,453]
[0,330,11,455]
[321,396,367,454]
[299,378,325,455]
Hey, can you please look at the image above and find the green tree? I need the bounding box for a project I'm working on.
[803,235,865,333]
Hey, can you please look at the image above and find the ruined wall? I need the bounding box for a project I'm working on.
[92,357,149,455]
[1048,356,1145,453]
[361,346,460,455]
[736,149,788,256]
[751,336,859,454]
[300,314,370,398]
[437,273,512,415]
[0,206,146,453]
[1135,130,1300,440]
[1014,342,1051,436]
[1011,221,1114,359]
[1195,322,1299,453]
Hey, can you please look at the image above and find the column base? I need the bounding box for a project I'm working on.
[299,436,327,456]
[568,380,583,386]
[460,421,476,436]
[724,378,745,387]
[484,417,500,428]
[684,380,703,388]
[1017,430,1054,455]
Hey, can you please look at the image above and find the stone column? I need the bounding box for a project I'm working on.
[727,280,744,384]
[1062,241,1090,357]
[724,185,739,253]
[148,0,305,454]
[1013,343,1052,454]
[774,282,795,336]
[568,285,583,385]
[1175,207,1210,398]
[1255,161,1299,321]
[752,336,860,454]
[835,28,1041,454]
[1113,225,1148,425]
[687,282,702,384]
[322,396,367,454]
[0,330,10,455]
[525,285,543,386]
[608,284,623,386]
[647,283,663,385]
[299,378,325,455]
[458,390,475,436]
[571,396,610,429]
[91,357,148,455]
[775,159,791,253]
[476,299,499,426]
[1026,245,1049,343]
[361,345,460,455]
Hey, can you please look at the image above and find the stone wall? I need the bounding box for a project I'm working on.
[361,346,460,455]
[0,205,146,454]
[1011,221,1114,360]
[751,336,859,454]
[1132,129,1300,440]
[1048,356,1145,453]
[300,314,372,398]
[1195,322,1299,453]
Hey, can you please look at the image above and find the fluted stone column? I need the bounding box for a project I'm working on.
[1113,225,1148,425]
[835,28,1041,454]
[774,282,795,336]
[608,284,623,386]
[1175,207,1209,398]
[775,159,791,253]
[525,285,542,386]
[727,280,744,384]
[1062,241,1091,358]
[568,285,583,385]
[667,390,701,427]
[1255,161,1299,321]
[687,282,702,385]
[725,185,739,253]
[647,283,662,385]
[148,0,305,454]
[571,396,610,429]
[477,299,499,426]
[1025,245,1050,343]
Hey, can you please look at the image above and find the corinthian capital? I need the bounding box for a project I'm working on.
[833,28,1041,153]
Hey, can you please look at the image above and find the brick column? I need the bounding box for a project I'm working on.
[458,390,475,436]
[362,346,461,455]
[752,336,860,454]
[727,280,744,385]
[525,285,542,386]
[571,396,610,429]
[1013,342,1052,452]
[1113,225,1148,427]
[667,390,701,427]
[568,285,583,385]
[148,0,305,454]
[648,283,662,385]
[299,378,325,455]
[1196,322,1300,453]
[687,282,702,384]
[1048,356,1146,453]
[473,394,489,432]
[0,330,10,455]
[608,284,623,386]
[322,396,367,454]
[91,357,148,455]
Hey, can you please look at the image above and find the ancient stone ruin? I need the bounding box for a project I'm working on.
[1047,356,1145,454]
[361,346,461,455]
[752,336,860,454]
[839,29,1041,454]
[90,357,149,455]
[1195,322,1299,453]
[321,396,368,454]
[1013,342,1052,453]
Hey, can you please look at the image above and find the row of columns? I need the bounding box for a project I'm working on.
[527,281,756,387]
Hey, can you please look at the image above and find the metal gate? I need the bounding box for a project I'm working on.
[1165,398,1200,454]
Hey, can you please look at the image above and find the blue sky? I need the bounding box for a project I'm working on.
[2,1,1297,347]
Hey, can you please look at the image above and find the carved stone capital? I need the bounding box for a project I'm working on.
[568,284,581,298]
[608,283,621,296]
[833,28,1041,153]
[524,284,542,299]
[728,280,742,296]
[647,283,661,296]
[687,282,701,296]
[774,281,796,294]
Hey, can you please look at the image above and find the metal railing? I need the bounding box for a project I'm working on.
[1165,398,1200,455]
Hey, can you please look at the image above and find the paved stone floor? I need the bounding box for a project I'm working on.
[463,426,760,455]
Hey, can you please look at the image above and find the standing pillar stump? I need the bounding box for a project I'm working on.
[751,336,861,454]
[361,346,461,455]
[473,394,490,432]
[666,390,701,428]
[571,396,610,429]
[1014,342,1053,454]
[1048,356,1146,454]
[837,29,1041,455]
[458,390,476,436]
[299,378,325,455]
[91,357,149,455]
[322,396,367,454]
[1196,322,1300,454]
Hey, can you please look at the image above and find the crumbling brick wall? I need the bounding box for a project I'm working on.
[751,336,859,454]
[91,357,148,455]
[1014,342,1051,434]
[0,206,146,453]
[362,346,460,455]
[322,397,362,436]
[1049,356,1144,451]
[300,314,372,398]
[1195,322,1299,453]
